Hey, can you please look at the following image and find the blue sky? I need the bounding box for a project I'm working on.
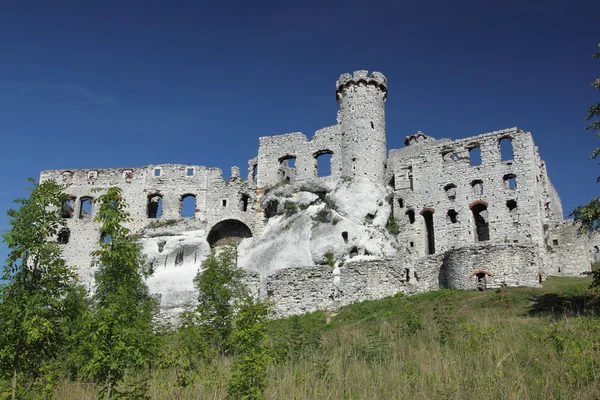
[0,0,599,263]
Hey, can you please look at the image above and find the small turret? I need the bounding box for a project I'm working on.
[336,70,388,183]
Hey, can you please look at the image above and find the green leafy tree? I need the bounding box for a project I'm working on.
[185,247,247,356]
[227,297,272,400]
[81,187,157,399]
[0,178,83,399]
[571,42,600,288]
[571,42,600,233]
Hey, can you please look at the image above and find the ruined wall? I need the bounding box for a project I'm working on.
[264,259,411,317]
[438,243,541,289]
[256,125,342,188]
[546,221,591,276]
[39,70,590,320]
[40,163,258,305]
[388,128,548,261]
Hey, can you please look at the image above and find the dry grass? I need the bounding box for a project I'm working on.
[53,271,600,399]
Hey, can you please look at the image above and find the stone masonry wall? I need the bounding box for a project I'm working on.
[546,221,591,276]
[438,243,541,290]
[388,128,548,265]
[40,163,257,295]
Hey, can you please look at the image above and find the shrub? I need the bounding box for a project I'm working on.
[323,251,335,268]
[285,202,298,217]
[387,218,399,235]
[312,209,331,223]
[147,219,179,229]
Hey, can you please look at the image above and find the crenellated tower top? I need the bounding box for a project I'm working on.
[336,70,387,101]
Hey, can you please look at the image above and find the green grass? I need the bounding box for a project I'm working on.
[53,270,600,399]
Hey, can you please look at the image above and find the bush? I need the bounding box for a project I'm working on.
[312,209,331,223]
[284,202,298,217]
[387,218,399,235]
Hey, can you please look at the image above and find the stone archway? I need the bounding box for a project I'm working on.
[207,219,252,248]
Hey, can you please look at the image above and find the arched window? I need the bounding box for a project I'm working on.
[147,194,163,219]
[278,155,297,181]
[181,194,196,218]
[314,150,333,177]
[499,137,514,161]
[240,194,251,212]
[469,146,482,166]
[79,197,93,219]
[61,196,76,218]
[471,202,490,242]
[422,210,435,255]
[406,209,415,224]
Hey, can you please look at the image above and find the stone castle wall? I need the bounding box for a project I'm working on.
[39,69,591,318]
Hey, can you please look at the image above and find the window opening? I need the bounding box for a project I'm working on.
[314,150,333,177]
[222,199,227,207]
[469,146,482,166]
[181,195,196,218]
[553,239,559,246]
[423,210,435,255]
[175,248,184,266]
[186,167,194,177]
[79,197,93,219]
[342,231,348,244]
[278,155,297,181]
[398,198,404,208]
[471,203,490,242]
[442,151,456,162]
[444,184,457,200]
[252,164,258,181]
[61,197,75,218]
[406,209,415,224]
[240,194,250,212]
[100,232,112,244]
[57,228,70,244]
[408,167,414,190]
[503,174,517,190]
[471,180,483,196]
[447,209,458,223]
[147,194,163,218]
[506,199,517,212]
[154,168,161,177]
[499,137,514,161]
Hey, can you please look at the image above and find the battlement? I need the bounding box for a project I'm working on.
[336,70,387,99]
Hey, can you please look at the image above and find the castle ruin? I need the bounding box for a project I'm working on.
[41,71,592,317]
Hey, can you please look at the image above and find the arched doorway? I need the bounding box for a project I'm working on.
[207,219,252,248]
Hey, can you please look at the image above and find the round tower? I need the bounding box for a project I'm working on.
[336,70,387,182]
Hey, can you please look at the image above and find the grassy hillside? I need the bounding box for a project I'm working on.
[57,269,600,399]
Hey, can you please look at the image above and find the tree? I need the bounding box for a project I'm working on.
[227,297,272,400]
[571,42,600,290]
[571,42,600,233]
[81,187,157,399]
[185,247,247,356]
[0,178,83,399]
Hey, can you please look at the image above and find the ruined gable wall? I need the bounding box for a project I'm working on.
[256,125,342,188]
[388,128,546,258]
[40,163,257,292]
[546,221,591,276]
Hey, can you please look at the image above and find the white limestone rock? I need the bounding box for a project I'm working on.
[239,177,398,274]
